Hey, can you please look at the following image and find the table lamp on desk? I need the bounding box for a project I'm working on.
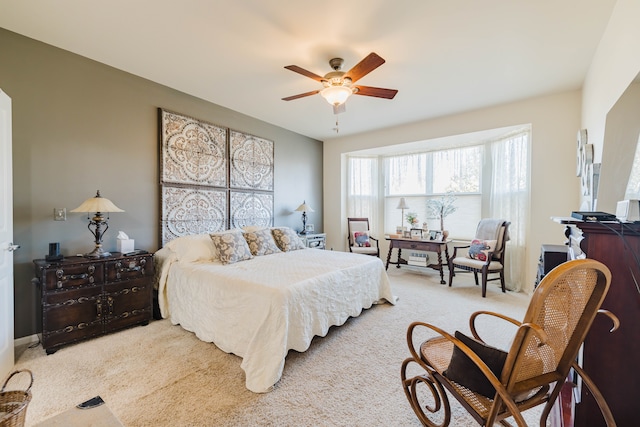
[396,198,409,232]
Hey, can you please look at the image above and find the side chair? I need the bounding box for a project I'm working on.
[347,217,379,257]
[448,219,510,297]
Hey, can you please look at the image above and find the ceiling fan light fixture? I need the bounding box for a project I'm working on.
[283,53,396,107]
[320,85,352,106]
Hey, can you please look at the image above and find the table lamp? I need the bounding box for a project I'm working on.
[71,190,124,258]
[397,197,409,231]
[295,201,314,235]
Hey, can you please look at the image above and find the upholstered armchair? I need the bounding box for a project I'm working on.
[448,219,510,297]
[347,217,379,257]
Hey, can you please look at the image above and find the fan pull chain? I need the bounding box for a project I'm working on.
[333,117,340,134]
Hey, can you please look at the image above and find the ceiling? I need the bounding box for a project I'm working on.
[0,0,616,141]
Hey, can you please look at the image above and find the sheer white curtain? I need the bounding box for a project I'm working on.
[489,129,530,292]
[347,156,379,235]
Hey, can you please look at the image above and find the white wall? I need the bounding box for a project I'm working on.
[324,90,581,293]
[582,0,640,213]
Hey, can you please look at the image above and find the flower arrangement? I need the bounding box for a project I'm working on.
[426,192,457,231]
[405,212,419,227]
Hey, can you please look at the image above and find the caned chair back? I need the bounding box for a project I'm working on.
[503,259,611,393]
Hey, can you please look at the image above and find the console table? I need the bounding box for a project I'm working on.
[553,218,639,426]
[385,237,450,284]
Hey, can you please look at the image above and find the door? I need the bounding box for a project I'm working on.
[0,89,15,379]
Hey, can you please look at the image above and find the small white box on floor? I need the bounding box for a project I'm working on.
[117,239,135,254]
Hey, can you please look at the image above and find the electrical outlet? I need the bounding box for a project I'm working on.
[54,208,66,221]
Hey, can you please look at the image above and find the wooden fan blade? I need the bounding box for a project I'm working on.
[343,52,386,83]
[284,65,325,82]
[282,90,320,101]
[353,85,398,99]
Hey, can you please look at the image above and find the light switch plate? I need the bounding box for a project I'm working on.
[54,208,66,221]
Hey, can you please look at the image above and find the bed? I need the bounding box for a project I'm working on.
[154,227,396,393]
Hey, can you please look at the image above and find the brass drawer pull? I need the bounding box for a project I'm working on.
[55,269,91,288]
[115,262,143,280]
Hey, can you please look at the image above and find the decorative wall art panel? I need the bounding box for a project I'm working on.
[230,130,274,191]
[159,109,274,245]
[160,110,227,187]
[161,186,227,244]
[230,191,274,229]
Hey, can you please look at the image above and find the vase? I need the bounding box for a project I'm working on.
[441,230,449,240]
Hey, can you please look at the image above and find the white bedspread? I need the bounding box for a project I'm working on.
[155,248,395,392]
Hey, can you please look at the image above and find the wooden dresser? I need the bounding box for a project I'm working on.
[561,221,639,426]
[33,252,154,354]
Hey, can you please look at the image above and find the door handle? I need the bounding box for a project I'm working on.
[7,243,20,252]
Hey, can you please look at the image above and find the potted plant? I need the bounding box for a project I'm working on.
[405,212,419,228]
[426,192,457,237]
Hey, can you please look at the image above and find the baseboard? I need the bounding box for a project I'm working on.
[14,334,39,348]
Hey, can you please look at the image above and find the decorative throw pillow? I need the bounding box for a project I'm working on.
[468,239,497,262]
[352,231,371,247]
[210,229,253,265]
[443,331,508,398]
[271,227,306,252]
[243,228,282,256]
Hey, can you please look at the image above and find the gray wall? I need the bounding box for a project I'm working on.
[0,28,323,339]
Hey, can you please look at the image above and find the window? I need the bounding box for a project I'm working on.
[384,146,483,238]
[347,156,379,234]
[346,126,531,291]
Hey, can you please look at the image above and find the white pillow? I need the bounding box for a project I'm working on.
[165,234,218,263]
[242,225,267,232]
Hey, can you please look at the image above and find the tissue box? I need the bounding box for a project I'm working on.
[117,239,135,254]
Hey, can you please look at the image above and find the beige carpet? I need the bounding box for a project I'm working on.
[12,268,546,426]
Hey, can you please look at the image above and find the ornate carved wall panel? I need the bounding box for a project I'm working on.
[159,109,274,245]
[161,110,227,187]
[230,191,274,229]
[230,130,274,191]
[161,186,227,243]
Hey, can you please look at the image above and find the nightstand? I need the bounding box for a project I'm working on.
[33,252,154,354]
[299,233,326,249]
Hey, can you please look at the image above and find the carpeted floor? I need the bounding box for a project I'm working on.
[12,267,546,426]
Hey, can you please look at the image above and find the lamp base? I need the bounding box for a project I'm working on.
[84,246,112,258]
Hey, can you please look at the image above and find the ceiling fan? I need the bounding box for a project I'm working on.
[282,52,398,114]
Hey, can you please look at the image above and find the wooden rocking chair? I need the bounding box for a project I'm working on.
[401,259,619,426]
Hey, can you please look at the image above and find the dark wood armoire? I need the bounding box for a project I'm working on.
[559,220,639,427]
